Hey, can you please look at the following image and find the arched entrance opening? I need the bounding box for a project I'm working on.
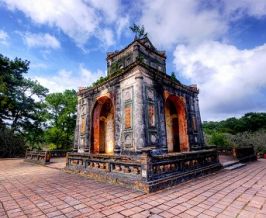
[92,96,114,154]
[165,95,189,152]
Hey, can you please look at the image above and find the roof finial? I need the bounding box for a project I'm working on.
[130,23,148,39]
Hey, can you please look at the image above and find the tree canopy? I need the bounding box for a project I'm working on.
[0,54,48,134]
[0,54,77,156]
[45,90,77,149]
[203,112,266,152]
[203,112,266,134]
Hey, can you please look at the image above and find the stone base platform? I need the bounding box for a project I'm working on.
[65,149,222,193]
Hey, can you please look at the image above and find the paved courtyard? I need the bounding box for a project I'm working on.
[0,159,265,218]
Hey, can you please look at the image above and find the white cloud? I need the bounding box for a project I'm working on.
[3,0,97,47]
[2,0,126,48]
[139,0,227,48]
[88,0,119,23]
[222,0,266,19]
[174,41,266,120]
[137,0,266,48]
[100,28,115,47]
[32,65,105,93]
[23,33,60,49]
[0,30,9,45]
[116,16,130,39]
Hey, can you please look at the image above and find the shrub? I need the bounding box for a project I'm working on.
[208,132,231,149]
[227,129,266,153]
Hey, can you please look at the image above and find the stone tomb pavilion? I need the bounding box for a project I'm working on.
[66,37,221,193]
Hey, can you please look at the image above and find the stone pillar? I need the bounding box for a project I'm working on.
[114,85,122,154]
[134,71,146,151]
[158,94,167,153]
[194,96,205,147]
[84,97,92,153]
[73,98,81,152]
[77,97,90,153]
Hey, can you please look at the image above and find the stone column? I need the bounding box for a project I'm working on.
[194,96,205,147]
[158,94,168,153]
[134,70,146,151]
[84,97,92,153]
[114,84,122,154]
[76,97,90,153]
[73,117,79,152]
[73,98,81,152]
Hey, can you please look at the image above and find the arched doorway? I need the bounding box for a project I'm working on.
[92,96,114,154]
[164,95,189,152]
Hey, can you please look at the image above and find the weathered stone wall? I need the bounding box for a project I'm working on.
[107,40,166,76]
[74,96,90,152]
[142,73,167,150]
[161,86,204,150]
[119,66,149,153]
[74,64,204,154]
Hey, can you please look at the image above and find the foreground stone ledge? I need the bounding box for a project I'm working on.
[65,149,222,193]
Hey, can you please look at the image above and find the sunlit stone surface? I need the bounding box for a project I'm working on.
[67,37,219,193]
[74,37,205,154]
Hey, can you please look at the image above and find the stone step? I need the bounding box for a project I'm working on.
[222,160,239,168]
[224,163,246,170]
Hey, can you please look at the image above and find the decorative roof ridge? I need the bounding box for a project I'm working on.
[106,36,166,60]
[78,61,198,96]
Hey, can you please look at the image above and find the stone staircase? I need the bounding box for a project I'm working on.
[222,160,246,170]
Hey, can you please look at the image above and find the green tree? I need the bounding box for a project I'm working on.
[0,54,49,155]
[203,112,266,153]
[45,89,77,149]
[203,112,266,134]
[0,54,48,132]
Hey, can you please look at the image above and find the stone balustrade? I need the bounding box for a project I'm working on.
[65,149,221,193]
[25,150,51,164]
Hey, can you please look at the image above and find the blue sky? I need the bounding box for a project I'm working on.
[0,0,266,121]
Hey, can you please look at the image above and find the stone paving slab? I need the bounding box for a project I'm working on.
[0,158,265,218]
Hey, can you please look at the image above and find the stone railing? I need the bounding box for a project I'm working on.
[217,146,257,162]
[25,150,51,164]
[50,150,71,158]
[66,149,221,192]
[66,153,142,177]
[234,146,257,162]
[147,150,219,181]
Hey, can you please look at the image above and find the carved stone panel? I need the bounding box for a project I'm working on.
[80,116,86,135]
[192,116,197,131]
[124,104,132,129]
[146,88,154,101]
[81,106,86,115]
[123,87,132,102]
[150,132,158,144]
[124,132,133,148]
[148,104,156,127]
